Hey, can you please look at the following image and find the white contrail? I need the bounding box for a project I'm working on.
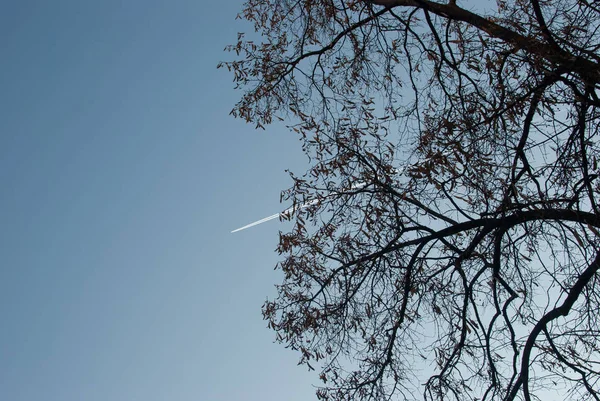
[231,153,451,233]
[231,182,366,233]
[230,212,282,233]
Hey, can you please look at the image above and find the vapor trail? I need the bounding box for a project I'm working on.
[231,154,448,233]
[231,182,366,233]
[230,212,282,233]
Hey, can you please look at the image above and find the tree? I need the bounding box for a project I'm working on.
[221,0,600,400]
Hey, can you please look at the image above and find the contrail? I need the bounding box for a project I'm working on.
[231,212,282,233]
[231,153,449,233]
[231,182,366,233]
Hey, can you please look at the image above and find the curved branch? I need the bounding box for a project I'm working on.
[505,250,600,401]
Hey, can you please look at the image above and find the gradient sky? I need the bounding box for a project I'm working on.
[0,1,317,400]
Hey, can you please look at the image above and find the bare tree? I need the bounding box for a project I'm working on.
[221,0,600,400]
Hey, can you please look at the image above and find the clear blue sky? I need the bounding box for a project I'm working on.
[0,1,315,400]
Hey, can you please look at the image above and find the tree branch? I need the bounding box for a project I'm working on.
[368,0,600,84]
[505,250,600,401]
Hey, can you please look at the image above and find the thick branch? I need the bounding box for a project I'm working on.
[327,208,600,274]
[368,0,600,84]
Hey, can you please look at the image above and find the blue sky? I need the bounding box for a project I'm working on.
[0,1,316,400]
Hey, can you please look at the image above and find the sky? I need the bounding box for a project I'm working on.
[0,1,317,400]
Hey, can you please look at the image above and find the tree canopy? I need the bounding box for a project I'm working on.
[221,0,600,400]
